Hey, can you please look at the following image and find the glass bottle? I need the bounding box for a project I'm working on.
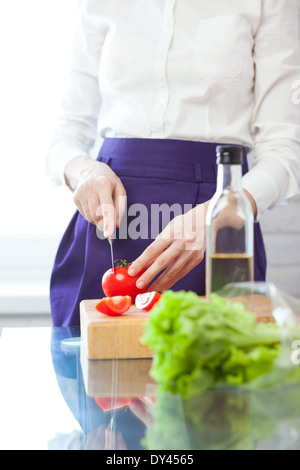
[205,145,254,297]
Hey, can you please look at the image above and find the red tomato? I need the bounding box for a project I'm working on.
[95,397,133,412]
[95,295,132,316]
[102,260,148,302]
[135,291,162,311]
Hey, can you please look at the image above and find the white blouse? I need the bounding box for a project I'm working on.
[47,0,300,220]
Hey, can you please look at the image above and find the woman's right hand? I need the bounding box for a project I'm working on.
[64,155,126,238]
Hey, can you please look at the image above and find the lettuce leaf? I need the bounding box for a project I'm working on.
[141,291,282,397]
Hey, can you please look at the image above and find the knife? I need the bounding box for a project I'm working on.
[106,358,118,449]
[108,236,115,272]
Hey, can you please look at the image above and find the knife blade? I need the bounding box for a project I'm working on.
[108,236,115,272]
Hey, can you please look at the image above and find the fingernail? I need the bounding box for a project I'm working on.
[104,226,111,238]
[136,280,144,289]
[128,266,136,276]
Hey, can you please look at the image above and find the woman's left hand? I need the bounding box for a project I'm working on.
[128,202,210,292]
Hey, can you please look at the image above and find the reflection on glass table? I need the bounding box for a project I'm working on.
[53,326,300,451]
[142,283,300,450]
[51,327,154,450]
[1,320,300,450]
[144,385,300,450]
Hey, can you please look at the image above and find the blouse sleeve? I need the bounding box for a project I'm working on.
[46,0,107,186]
[242,0,300,220]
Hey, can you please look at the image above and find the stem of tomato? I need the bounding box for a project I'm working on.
[115,259,132,268]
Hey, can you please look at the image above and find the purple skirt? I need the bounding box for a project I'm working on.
[50,138,266,326]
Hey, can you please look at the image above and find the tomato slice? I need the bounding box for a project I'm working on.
[135,291,162,311]
[95,295,132,316]
[95,397,133,412]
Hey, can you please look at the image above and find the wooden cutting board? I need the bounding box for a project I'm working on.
[80,295,275,360]
[80,300,153,360]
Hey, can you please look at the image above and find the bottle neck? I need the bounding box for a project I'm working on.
[216,164,242,192]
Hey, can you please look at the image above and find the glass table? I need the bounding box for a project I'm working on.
[1,326,300,450]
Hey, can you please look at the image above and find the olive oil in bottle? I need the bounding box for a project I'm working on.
[207,253,254,295]
[206,145,254,297]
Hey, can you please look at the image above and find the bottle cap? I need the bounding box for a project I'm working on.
[216,145,243,165]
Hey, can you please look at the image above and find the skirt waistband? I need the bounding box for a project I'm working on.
[98,138,248,183]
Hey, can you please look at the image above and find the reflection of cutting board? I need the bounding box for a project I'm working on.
[80,300,153,360]
[80,295,276,360]
[80,352,156,397]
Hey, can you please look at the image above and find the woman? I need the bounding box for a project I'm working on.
[47,0,300,326]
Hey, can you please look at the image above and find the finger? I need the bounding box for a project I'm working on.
[150,253,202,292]
[101,203,115,238]
[129,399,153,428]
[96,204,103,218]
[87,194,102,225]
[134,243,183,289]
[97,218,104,233]
[104,427,120,450]
[74,194,94,224]
[138,396,156,407]
[73,194,85,218]
[116,432,127,450]
[82,203,95,224]
[96,178,116,238]
[83,424,106,450]
[95,204,104,231]
[128,238,171,278]
[113,179,127,228]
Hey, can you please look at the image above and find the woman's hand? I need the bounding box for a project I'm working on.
[243,188,257,220]
[129,396,155,427]
[83,424,127,450]
[128,202,210,292]
[64,155,126,238]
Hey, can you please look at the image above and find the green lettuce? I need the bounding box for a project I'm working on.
[141,291,283,397]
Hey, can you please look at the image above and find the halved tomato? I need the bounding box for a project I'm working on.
[95,295,132,316]
[95,397,133,412]
[135,291,162,311]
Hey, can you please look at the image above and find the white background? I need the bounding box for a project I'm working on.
[0,0,78,236]
[0,1,81,316]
